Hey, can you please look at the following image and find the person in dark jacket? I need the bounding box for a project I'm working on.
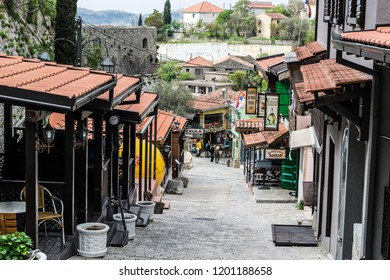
[209,144,215,162]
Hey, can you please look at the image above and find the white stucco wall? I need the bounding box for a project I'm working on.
[159,43,292,62]
[182,12,219,25]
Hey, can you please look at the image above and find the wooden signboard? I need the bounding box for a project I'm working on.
[264,94,280,131]
[264,149,286,160]
[257,93,266,117]
[245,87,257,115]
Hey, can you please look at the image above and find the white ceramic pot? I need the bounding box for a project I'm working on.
[113,213,137,240]
[136,201,156,221]
[76,223,109,258]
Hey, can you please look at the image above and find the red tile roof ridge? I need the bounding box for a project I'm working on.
[181,1,223,13]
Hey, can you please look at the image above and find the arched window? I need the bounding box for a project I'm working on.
[143,38,148,49]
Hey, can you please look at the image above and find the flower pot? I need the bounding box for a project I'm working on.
[136,201,156,221]
[76,222,109,258]
[113,213,137,240]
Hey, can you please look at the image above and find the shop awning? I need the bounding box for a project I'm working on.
[289,127,316,149]
[243,123,288,148]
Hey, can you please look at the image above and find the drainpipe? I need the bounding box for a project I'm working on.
[336,51,380,259]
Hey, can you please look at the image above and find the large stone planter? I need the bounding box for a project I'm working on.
[76,223,109,258]
[136,201,156,221]
[113,213,137,240]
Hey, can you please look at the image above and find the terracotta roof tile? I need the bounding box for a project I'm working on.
[341,26,390,48]
[294,41,326,61]
[256,54,285,72]
[116,91,158,116]
[248,2,275,9]
[183,56,213,67]
[193,89,239,111]
[212,55,254,69]
[243,123,288,148]
[0,54,115,103]
[181,1,223,13]
[98,75,140,100]
[300,59,370,93]
[265,13,287,20]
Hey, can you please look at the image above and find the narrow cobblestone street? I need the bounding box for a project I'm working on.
[72,156,329,260]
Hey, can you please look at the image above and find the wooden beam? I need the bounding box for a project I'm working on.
[112,125,120,198]
[314,87,370,107]
[4,105,12,161]
[328,103,361,127]
[24,120,38,249]
[316,106,340,123]
[358,95,371,141]
[64,112,75,235]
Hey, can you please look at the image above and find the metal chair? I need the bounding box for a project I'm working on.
[20,185,65,244]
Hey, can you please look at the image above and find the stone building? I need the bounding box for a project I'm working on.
[81,26,158,75]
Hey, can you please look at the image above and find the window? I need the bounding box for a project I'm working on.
[195,69,203,76]
[346,0,366,29]
[193,14,195,18]
[143,38,148,49]
[323,0,345,26]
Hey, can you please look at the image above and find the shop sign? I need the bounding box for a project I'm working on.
[264,94,280,131]
[264,149,286,160]
[245,87,257,115]
[185,128,203,138]
[257,93,266,117]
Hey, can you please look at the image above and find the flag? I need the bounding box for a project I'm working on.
[235,91,245,109]
[305,0,312,18]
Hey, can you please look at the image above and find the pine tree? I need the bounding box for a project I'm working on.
[54,0,77,65]
[138,13,143,26]
[163,0,171,25]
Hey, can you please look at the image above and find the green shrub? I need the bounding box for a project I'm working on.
[0,232,33,260]
[296,200,304,210]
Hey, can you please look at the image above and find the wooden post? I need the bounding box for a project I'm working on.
[64,113,75,235]
[93,113,104,212]
[75,118,88,224]
[24,118,38,248]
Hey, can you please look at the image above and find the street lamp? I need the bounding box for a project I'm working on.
[101,57,115,73]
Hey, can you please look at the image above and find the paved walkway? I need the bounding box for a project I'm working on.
[70,156,329,260]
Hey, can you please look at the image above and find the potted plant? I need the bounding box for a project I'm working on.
[0,232,46,260]
[76,222,109,257]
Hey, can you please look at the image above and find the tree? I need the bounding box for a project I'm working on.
[54,0,77,65]
[230,0,256,36]
[163,0,172,25]
[271,17,312,45]
[150,81,195,117]
[138,13,143,26]
[228,70,247,90]
[144,9,164,29]
[85,45,103,70]
[157,60,183,82]
[266,4,290,17]
[287,0,305,17]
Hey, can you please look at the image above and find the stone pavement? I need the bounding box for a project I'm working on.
[70,156,329,260]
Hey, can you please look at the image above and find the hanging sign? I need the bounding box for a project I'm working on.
[257,93,266,117]
[264,94,280,131]
[265,149,286,160]
[245,87,257,115]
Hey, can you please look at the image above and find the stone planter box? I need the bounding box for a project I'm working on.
[76,223,109,258]
[136,201,156,221]
[113,213,137,240]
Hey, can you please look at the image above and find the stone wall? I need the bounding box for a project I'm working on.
[81,26,158,75]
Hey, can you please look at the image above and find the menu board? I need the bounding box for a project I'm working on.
[257,93,266,117]
[245,87,257,115]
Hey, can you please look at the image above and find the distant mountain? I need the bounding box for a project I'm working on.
[77,7,180,26]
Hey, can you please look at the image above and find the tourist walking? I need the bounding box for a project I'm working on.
[214,144,220,163]
[209,144,215,162]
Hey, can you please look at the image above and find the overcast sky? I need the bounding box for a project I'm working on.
[77,0,290,15]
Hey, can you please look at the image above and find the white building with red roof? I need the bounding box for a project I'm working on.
[180,1,223,25]
[248,1,275,15]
